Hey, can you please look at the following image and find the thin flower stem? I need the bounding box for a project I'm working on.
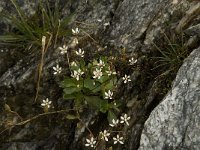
[0,109,75,135]
[66,50,72,74]
[9,110,23,121]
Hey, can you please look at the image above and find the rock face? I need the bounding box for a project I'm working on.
[139,47,200,150]
[1,0,200,149]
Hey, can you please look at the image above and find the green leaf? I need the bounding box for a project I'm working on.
[107,110,117,124]
[98,76,109,83]
[111,102,121,112]
[70,63,79,71]
[104,78,116,90]
[84,96,108,113]
[92,59,98,66]
[83,78,101,93]
[75,92,84,100]
[66,114,78,120]
[79,59,86,68]
[64,87,81,95]
[0,34,24,41]
[92,87,101,93]
[87,63,93,70]
[91,82,101,93]
[84,78,94,90]
[63,93,76,100]
[74,98,83,108]
[60,78,76,88]
[100,103,109,113]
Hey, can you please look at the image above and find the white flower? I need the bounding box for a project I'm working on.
[75,48,84,57]
[100,130,110,141]
[71,71,78,80]
[85,137,96,148]
[109,119,119,127]
[120,114,131,126]
[71,61,77,67]
[105,90,113,99]
[97,60,105,68]
[104,22,110,27]
[106,70,112,76]
[97,19,102,22]
[106,66,116,76]
[77,68,84,76]
[122,74,131,83]
[129,57,137,65]
[59,44,68,54]
[93,68,103,79]
[53,64,62,74]
[113,135,124,144]
[71,72,80,80]
[72,27,80,35]
[71,68,84,80]
[41,98,52,108]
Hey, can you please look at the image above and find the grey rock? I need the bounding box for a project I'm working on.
[176,2,200,34]
[0,0,37,17]
[1,0,200,150]
[139,48,200,150]
[185,24,200,37]
[110,0,170,40]
[3,142,37,150]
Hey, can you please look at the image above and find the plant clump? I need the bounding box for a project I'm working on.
[0,0,72,52]
[152,31,190,77]
[0,1,137,149]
